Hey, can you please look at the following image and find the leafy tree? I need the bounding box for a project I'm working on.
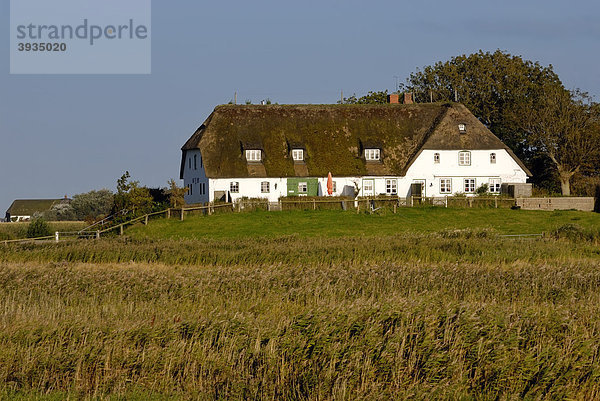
[44,201,75,221]
[166,179,188,208]
[340,90,389,104]
[514,88,600,195]
[113,172,153,215]
[71,189,114,220]
[26,218,52,238]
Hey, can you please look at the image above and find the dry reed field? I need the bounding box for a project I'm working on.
[1,211,600,400]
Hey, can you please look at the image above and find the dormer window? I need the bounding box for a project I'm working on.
[458,123,467,134]
[365,148,381,161]
[245,149,262,162]
[292,149,304,162]
[433,153,440,164]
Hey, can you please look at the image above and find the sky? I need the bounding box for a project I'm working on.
[1,0,599,213]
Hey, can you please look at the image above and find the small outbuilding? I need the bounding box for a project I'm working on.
[5,198,69,222]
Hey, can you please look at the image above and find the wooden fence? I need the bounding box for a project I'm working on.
[2,196,595,244]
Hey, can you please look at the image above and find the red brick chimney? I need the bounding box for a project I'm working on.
[403,93,413,104]
[387,93,399,104]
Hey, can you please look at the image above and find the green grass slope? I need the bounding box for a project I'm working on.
[126,208,600,240]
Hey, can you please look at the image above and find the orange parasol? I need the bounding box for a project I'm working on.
[327,172,333,195]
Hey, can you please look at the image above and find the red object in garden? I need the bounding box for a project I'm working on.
[327,172,333,195]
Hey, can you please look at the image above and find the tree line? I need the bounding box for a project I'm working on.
[43,172,187,222]
[341,50,600,196]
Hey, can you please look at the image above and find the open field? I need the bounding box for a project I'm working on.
[1,209,600,399]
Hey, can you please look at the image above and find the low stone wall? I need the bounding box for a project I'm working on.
[516,197,596,212]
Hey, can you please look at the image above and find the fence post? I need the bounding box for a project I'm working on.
[144,215,149,225]
[445,196,448,208]
[167,208,171,219]
[393,203,397,214]
[410,196,414,207]
[494,197,498,208]
[357,201,360,214]
[313,200,316,210]
[181,209,185,221]
[55,232,59,242]
[119,225,124,235]
[208,204,213,215]
[96,230,100,239]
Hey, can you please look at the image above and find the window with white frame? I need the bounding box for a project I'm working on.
[434,153,440,164]
[365,148,381,161]
[261,181,270,193]
[298,182,308,194]
[292,149,304,162]
[464,178,475,193]
[363,180,374,194]
[230,181,239,193]
[385,179,397,195]
[440,178,452,194]
[245,149,262,162]
[458,123,467,134]
[490,153,496,164]
[489,178,501,193]
[458,151,471,166]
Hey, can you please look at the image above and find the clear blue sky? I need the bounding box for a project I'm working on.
[1,0,599,213]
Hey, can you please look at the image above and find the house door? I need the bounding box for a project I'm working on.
[411,180,426,198]
[362,179,375,196]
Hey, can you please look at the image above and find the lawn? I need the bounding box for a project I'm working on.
[126,207,600,240]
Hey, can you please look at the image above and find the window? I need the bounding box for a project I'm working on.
[490,153,496,164]
[489,178,501,193]
[188,183,193,196]
[458,123,467,134]
[261,181,270,193]
[292,149,304,162]
[332,181,337,193]
[386,179,397,195]
[365,148,381,161]
[230,181,239,193]
[458,151,471,166]
[464,178,475,193]
[363,180,374,194]
[188,158,191,169]
[194,155,197,170]
[440,178,452,194]
[298,182,308,194]
[245,149,262,162]
[434,153,440,164]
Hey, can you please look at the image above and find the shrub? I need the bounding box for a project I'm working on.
[26,218,52,238]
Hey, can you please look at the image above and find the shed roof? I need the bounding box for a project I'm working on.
[181,103,531,178]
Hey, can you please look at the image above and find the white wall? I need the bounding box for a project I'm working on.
[182,149,210,204]
[403,149,528,197]
[190,149,529,203]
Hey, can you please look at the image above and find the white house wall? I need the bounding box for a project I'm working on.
[182,149,210,204]
[185,149,528,203]
[403,149,528,197]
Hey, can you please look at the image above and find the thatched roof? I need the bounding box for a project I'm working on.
[6,199,66,216]
[181,103,531,178]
